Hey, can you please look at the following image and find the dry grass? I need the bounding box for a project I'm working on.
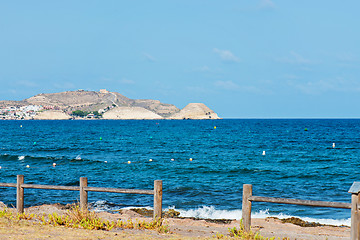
[0,207,185,240]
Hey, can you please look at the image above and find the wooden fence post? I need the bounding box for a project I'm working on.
[154,180,163,219]
[349,182,360,240]
[350,193,360,239]
[242,184,252,232]
[80,177,88,211]
[16,175,24,214]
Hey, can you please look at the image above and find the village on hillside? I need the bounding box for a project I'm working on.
[1,105,45,120]
[0,105,105,120]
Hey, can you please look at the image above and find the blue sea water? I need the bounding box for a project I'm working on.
[0,119,359,225]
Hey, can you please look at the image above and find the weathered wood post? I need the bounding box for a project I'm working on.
[16,175,24,213]
[154,180,163,219]
[80,177,88,211]
[242,184,252,232]
[349,182,360,240]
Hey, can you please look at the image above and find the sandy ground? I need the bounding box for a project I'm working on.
[0,203,351,240]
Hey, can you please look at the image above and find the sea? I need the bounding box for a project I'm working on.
[0,119,359,226]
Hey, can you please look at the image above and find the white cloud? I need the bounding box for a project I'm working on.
[99,77,135,85]
[258,0,275,9]
[100,77,113,82]
[213,48,240,62]
[337,53,358,63]
[282,74,301,80]
[143,53,156,62]
[9,89,18,95]
[288,77,360,94]
[187,86,210,93]
[198,65,210,72]
[214,80,273,94]
[120,78,135,85]
[276,51,313,64]
[16,80,38,87]
[290,51,311,64]
[53,82,75,89]
[214,80,240,90]
[190,65,224,75]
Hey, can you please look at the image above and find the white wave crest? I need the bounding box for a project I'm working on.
[169,205,242,220]
[18,156,25,160]
[168,206,351,226]
[87,203,351,227]
[90,201,153,212]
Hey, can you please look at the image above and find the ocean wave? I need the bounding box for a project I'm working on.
[90,200,146,212]
[173,205,242,220]
[0,153,101,164]
[1,153,63,161]
[169,206,351,226]
[88,203,351,227]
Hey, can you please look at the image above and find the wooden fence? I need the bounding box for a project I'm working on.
[0,175,163,219]
[242,183,360,240]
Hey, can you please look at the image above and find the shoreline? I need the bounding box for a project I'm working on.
[0,202,350,239]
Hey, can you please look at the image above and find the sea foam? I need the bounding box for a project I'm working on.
[168,206,351,227]
[88,202,350,226]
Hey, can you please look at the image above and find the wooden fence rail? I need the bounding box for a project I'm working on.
[242,183,360,240]
[249,196,351,209]
[0,175,163,219]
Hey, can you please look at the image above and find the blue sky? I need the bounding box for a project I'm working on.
[0,1,359,118]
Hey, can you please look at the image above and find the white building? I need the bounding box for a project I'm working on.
[99,89,109,94]
[20,105,43,112]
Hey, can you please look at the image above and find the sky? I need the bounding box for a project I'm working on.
[0,1,359,118]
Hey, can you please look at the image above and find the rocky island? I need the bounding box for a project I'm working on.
[0,89,220,120]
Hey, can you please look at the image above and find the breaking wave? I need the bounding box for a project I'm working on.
[170,206,351,226]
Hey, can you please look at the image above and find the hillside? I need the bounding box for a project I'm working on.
[168,103,219,119]
[0,89,220,120]
[102,107,163,120]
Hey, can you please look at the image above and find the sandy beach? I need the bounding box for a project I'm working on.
[0,202,350,239]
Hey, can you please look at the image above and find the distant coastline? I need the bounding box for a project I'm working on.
[0,89,220,120]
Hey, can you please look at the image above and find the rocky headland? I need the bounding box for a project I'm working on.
[169,103,219,119]
[0,89,220,120]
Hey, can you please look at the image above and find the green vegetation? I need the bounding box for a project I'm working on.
[227,219,264,240]
[0,206,169,233]
[92,111,102,117]
[221,219,289,240]
[44,206,115,231]
[71,110,102,118]
[72,110,88,117]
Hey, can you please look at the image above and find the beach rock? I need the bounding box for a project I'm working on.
[168,103,220,119]
[129,208,181,218]
[280,217,323,227]
[33,110,72,120]
[165,209,181,218]
[130,208,153,217]
[0,201,7,210]
[25,204,67,216]
[102,106,163,120]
